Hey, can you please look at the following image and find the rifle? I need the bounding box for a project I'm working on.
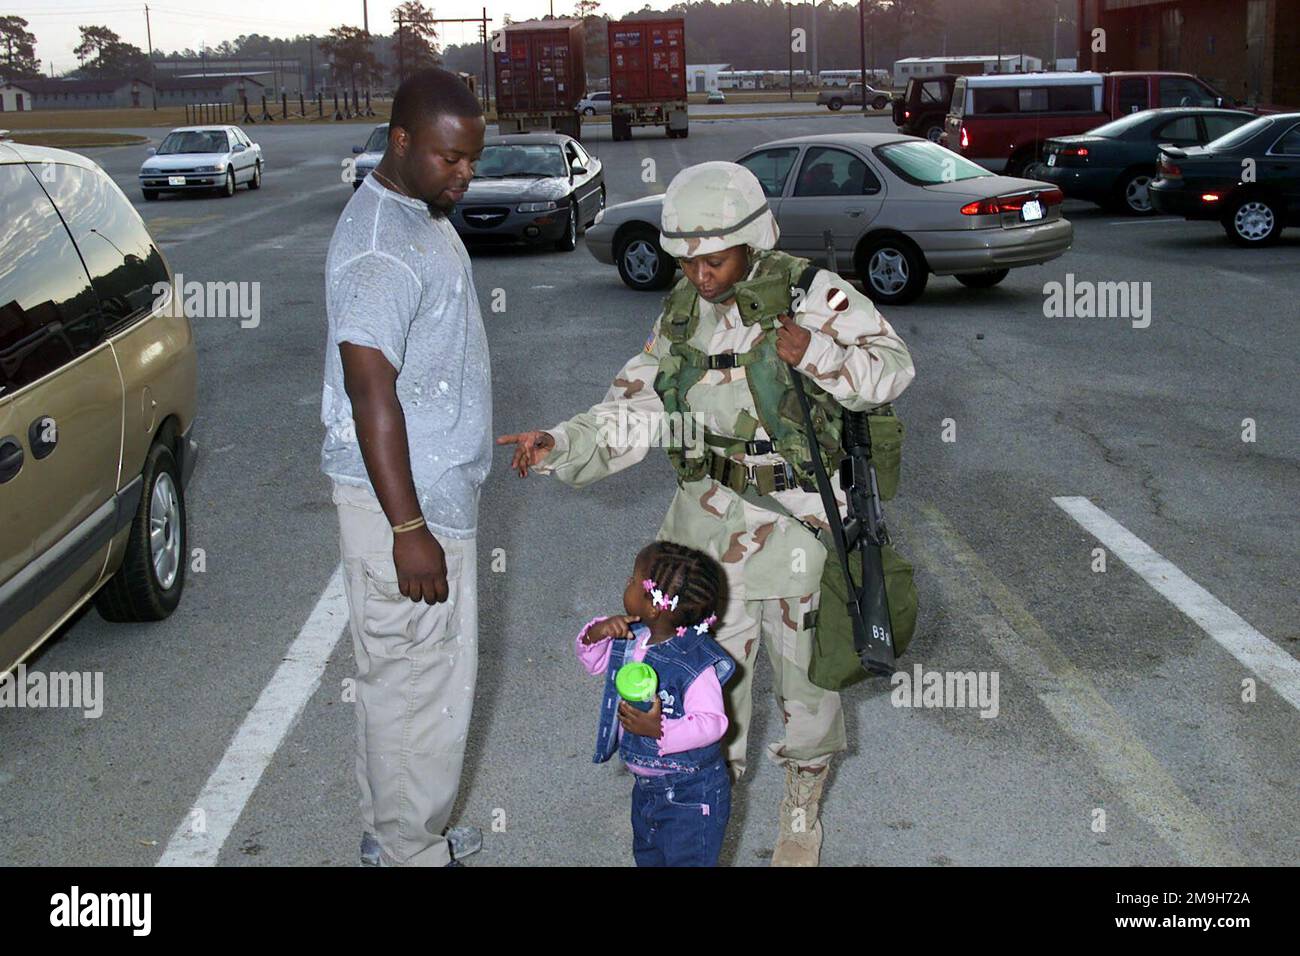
[788,231,897,676]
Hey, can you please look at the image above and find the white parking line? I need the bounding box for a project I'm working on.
[1053,496,1300,711]
[157,566,350,866]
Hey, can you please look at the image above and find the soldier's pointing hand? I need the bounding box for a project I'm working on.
[495,429,555,477]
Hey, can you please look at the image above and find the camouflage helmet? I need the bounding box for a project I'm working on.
[659,161,779,259]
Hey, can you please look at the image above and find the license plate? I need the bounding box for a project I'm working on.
[168,176,186,186]
[1046,153,1057,167]
[1021,200,1044,222]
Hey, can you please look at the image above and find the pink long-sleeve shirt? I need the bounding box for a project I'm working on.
[576,617,729,777]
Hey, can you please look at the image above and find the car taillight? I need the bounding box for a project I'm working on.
[1201,192,1222,203]
[960,188,1063,216]
[904,110,911,120]
[1059,146,1089,157]
[959,125,969,149]
[1159,156,1181,177]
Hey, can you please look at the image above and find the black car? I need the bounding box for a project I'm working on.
[1149,112,1300,245]
[450,133,605,252]
[891,74,956,143]
[1039,108,1255,215]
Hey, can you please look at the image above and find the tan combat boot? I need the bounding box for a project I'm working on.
[771,763,829,867]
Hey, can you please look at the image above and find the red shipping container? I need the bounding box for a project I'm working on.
[608,18,686,104]
[494,19,586,114]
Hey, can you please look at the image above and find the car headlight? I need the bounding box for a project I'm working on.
[517,200,559,213]
[197,165,220,172]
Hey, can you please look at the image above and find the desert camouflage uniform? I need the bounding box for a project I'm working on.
[535,255,915,781]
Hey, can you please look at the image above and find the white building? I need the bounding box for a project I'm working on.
[894,54,1043,79]
[0,82,35,111]
[687,63,730,93]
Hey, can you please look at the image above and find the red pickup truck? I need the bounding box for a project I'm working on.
[943,71,1238,176]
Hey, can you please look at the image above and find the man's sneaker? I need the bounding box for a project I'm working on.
[446,826,482,861]
[360,831,381,867]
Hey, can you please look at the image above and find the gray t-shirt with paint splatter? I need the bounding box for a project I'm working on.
[321,175,492,538]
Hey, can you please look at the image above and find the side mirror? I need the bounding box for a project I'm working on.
[232,143,246,152]
[352,144,364,153]
[571,165,587,175]
[146,146,157,156]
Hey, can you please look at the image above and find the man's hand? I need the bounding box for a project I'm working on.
[584,614,642,643]
[495,429,555,477]
[775,312,812,366]
[618,697,663,739]
[393,526,448,604]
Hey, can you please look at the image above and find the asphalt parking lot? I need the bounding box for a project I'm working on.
[1,110,1296,866]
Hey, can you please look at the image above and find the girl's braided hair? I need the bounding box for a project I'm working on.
[637,540,726,629]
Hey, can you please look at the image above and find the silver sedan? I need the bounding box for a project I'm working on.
[139,125,263,200]
[585,132,1073,304]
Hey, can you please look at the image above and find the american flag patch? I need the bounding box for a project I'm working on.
[826,286,850,312]
[644,332,656,353]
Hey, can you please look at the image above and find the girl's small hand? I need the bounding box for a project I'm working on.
[584,615,641,643]
[618,697,663,739]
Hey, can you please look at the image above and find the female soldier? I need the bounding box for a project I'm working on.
[498,161,915,866]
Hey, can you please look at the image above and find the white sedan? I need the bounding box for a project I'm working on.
[139,125,263,200]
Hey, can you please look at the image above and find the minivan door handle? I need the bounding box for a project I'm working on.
[845,208,864,217]
[0,436,23,483]
[28,415,57,460]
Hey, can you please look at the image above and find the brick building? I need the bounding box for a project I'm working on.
[1077,0,1299,108]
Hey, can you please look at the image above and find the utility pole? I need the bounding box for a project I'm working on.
[144,5,158,108]
[858,0,866,110]
[788,2,793,101]
[363,0,369,34]
[482,8,490,112]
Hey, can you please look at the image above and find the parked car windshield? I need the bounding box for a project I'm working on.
[875,140,991,184]
[475,144,567,178]
[364,126,389,152]
[1204,115,1271,150]
[158,130,228,154]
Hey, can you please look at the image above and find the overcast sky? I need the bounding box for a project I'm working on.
[14,1,679,74]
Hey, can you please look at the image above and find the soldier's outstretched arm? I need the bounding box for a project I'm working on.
[526,316,669,489]
[789,270,915,411]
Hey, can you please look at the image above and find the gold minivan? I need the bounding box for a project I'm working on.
[0,142,197,673]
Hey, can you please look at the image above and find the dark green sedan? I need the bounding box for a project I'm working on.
[1037,108,1255,215]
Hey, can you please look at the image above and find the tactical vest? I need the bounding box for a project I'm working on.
[652,249,845,487]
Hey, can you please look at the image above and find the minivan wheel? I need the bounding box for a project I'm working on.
[95,442,186,622]
[859,238,928,305]
[1223,197,1280,245]
[616,228,675,291]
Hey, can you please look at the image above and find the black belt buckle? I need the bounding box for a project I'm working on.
[771,462,796,492]
[707,353,739,370]
[746,438,773,455]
